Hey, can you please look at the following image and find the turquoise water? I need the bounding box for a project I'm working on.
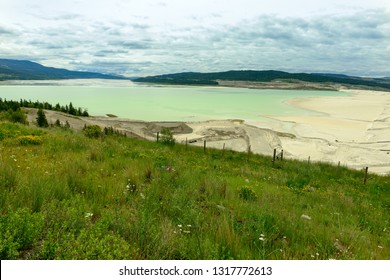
[0,81,348,121]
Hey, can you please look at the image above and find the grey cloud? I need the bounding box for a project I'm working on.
[2,7,389,77]
[0,26,15,35]
[69,59,152,75]
[109,40,151,50]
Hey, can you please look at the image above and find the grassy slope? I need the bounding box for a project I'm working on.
[0,121,389,260]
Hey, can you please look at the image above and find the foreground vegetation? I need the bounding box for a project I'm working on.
[0,120,388,260]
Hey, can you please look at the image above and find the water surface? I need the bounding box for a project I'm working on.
[0,80,348,122]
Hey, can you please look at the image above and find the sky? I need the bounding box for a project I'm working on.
[0,0,389,77]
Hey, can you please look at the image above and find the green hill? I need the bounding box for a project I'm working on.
[134,70,390,91]
[0,59,125,80]
[0,120,388,260]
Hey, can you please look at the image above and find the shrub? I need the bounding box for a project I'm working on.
[54,119,61,127]
[18,135,43,145]
[7,109,28,125]
[239,186,258,201]
[0,209,44,259]
[36,108,49,127]
[160,128,175,146]
[83,125,102,138]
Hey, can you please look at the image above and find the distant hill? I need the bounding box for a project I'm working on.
[134,70,390,90]
[0,59,125,80]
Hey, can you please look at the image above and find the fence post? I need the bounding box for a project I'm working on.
[156,132,159,142]
[204,140,206,153]
[308,156,311,164]
[273,148,276,165]
[281,149,284,161]
[364,167,368,185]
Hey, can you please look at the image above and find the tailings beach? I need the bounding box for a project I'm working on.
[23,88,390,175]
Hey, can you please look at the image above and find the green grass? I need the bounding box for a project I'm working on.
[0,121,389,260]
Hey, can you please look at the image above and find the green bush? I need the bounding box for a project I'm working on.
[83,125,102,138]
[18,135,43,145]
[239,186,258,201]
[36,108,49,128]
[7,109,28,125]
[0,209,44,259]
[160,128,175,146]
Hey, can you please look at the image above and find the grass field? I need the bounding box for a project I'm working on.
[0,121,388,260]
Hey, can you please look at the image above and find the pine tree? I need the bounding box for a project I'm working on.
[36,108,49,127]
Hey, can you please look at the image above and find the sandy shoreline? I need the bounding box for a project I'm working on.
[25,89,390,175]
[269,89,390,175]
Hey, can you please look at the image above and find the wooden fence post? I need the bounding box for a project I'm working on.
[364,167,368,185]
[156,132,159,142]
[281,149,284,161]
[204,140,206,153]
[308,156,311,164]
[273,148,276,165]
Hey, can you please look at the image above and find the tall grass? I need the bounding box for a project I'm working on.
[0,121,389,259]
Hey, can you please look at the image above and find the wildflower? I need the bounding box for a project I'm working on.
[301,214,312,221]
[378,246,383,249]
[187,225,192,227]
[85,212,93,218]
[126,184,136,192]
[183,230,190,234]
[140,193,145,199]
[178,225,182,228]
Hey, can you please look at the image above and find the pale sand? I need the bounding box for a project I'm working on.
[267,90,390,175]
[24,89,390,175]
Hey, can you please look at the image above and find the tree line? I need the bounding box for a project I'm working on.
[0,98,89,125]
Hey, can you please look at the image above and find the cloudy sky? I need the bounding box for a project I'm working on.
[1,0,389,77]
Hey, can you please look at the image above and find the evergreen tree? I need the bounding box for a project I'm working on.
[36,108,49,127]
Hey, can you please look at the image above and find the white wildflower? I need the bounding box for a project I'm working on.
[140,193,145,199]
[301,214,312,220]
[85,212,93,218]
